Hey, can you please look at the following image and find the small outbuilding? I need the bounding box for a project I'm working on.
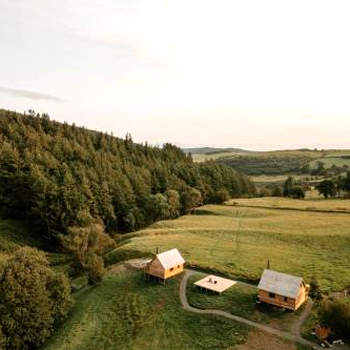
[144,248,185,281]
[257,269,309,311]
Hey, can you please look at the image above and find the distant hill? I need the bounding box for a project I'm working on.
[187,146,350,176]
[183,147,254,155]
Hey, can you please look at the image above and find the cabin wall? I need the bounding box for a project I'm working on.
[258,290,296,310]
[145,260,184,280]
[259,283,309,311]
[295,284,308,310]
[164,263,184,279]
[145,258,165,279]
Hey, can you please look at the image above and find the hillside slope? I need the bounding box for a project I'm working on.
[0,109,255,247]
[191,148,350,175]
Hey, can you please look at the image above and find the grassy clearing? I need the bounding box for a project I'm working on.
[107,203,350,293]
[228,197,350,212]
[187,274,303,332]
[42,270,249,350]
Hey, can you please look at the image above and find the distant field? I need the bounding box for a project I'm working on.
[191,148,350,178]
[251,175,322,185]
[193,151,247,162]
[192,150,323,163]
[107,203,350,293]
[309,157,350,169]
[192,149,350,163]
[228,197,350,212]
[43,271,250,350]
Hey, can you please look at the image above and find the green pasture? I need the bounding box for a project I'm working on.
[42,271,249,350]
[107,202,350,293]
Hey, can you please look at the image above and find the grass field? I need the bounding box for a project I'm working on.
[192,149,350,163]
[187,274,303,332]
[192,150,323,163]
[309,157,350,169]
[228,197,350,212]
[107,201,350,293]
[42,270,250,350]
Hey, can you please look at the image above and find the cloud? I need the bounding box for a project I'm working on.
[0,87,64,102]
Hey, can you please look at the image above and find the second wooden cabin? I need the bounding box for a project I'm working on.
[257,269,309,311]
[144,248,185,281]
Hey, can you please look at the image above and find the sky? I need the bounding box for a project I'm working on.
[1,0,350,150]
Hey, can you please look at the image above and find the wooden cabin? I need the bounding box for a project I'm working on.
[257,269,309,311]
[144,248,185,281]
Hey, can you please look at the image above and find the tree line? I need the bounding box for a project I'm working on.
[0,109,255,244]
[260,173,350,199]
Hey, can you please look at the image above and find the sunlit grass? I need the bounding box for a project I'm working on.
[107,202,350,293]
[43,271,249,350]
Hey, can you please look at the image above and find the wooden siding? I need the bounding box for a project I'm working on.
[258,283,309,311]
[164,263,184,279]
[145,257,165,278]
[145,258,184,280]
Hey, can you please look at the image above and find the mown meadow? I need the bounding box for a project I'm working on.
[107,199,350,293]
[42,271,249,350]
[187,273,305,333]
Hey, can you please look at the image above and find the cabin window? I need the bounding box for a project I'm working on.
[170,267,174,271]
[269,292,275,298]
[284,296,288,302]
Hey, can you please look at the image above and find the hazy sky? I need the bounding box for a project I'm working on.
[1,0,350,150]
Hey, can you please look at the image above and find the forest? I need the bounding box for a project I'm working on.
[0,109,256,246]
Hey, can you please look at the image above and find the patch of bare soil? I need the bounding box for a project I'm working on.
[126,258,152,269]
[106,263,129,275]
[234,330,298,350]
[106,258,151,276]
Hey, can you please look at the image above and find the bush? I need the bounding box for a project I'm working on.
[309,277,323,301]
[86,253,105,285]
[272,186,282,197]
[61,221,115,283]
[319,298,350,340]
[211,189,230,204]
[180,187,202,214]
[290,186,305,199]
[0,247,73,349]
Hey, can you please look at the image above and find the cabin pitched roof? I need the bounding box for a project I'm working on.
[258,269,303,299]
[156,248,185,270]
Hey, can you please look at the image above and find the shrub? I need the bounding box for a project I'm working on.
[86,253,105,285]
[319,298,350,340]
[61,221,115,283]
[272,186,282,197]
[180,187,202,214]
[309,277,323,301]
[0,247,72,349]
[211,189,230,204]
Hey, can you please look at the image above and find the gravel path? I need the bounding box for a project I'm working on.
[180,269,322,350]
[291,298,314,336]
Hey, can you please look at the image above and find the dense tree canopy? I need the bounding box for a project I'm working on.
[0,109,255,244]
[0,247,72,349]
